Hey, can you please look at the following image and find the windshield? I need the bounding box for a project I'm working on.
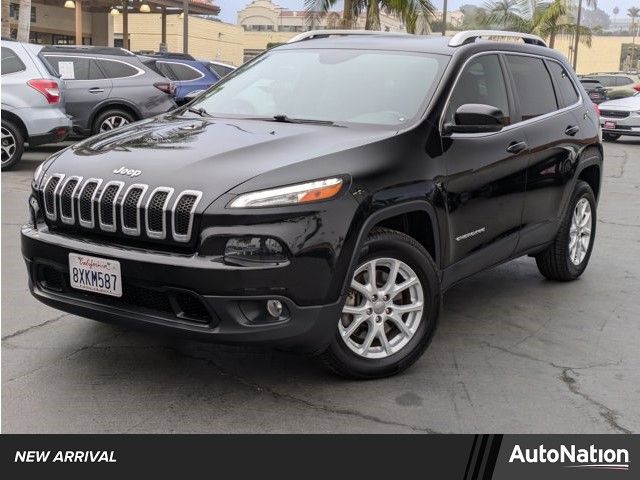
[190,49,448,126]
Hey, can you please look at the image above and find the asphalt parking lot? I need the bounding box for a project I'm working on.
[2,138,639,433]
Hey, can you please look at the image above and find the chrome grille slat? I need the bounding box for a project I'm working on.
[59,176,83,225]
[121,184,148,236]
[78,178,103,228]
[43,174,65,220]
[41,175,201,243]
[98,181,125,232]
[145,187,174,240]
[172,190,202,242]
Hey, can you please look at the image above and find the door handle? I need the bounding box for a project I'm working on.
[506,141,528,154]
[565,125,580,136]
[89,87,105,94]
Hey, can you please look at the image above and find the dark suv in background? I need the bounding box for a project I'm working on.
[41,46,176,135]
[22,30,603,379]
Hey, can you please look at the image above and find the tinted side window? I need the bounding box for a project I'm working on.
[616,76,633,86]
[506,55,557,121]
[446,54,511,126]
[168,63,202,81]
[99,59,139,79]
[1,47,26,75]
[155,62,178,81]
[547,61,579,108]
[46,56,104,80]
[209,63,231,78]
[594,76,613,87]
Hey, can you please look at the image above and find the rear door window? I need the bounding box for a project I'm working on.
[209,63,232,78]
[446,54,511,126]
[155,61,178,81]
[547,61,580,108]
[45,55,104,80]
[505,55,557,121]
[1,47,26,75]
[98,59,140,79]
[157,62,202,81]
[615,76,633,86]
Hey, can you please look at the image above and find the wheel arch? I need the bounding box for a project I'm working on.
[576,145,603,201]
[89,100,142,131]
[338,201,442,299]
[1,110,28,141]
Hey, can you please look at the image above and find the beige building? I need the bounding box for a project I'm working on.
[237,0,405,33]
[552,35,638,74]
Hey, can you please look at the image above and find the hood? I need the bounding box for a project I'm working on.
[599,95,640,111]
[44,113,395,208]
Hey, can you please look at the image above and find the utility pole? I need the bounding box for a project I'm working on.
[183,0,189,54]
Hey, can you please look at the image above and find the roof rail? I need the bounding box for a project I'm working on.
[287,29,395,44]
[40,45,136,57]
[448,30,547,48]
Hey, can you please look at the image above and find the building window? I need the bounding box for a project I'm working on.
[10,3,36,22]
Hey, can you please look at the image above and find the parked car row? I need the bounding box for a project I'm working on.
[597,92,640,142]
[579,72,640,101]
[1,41,235,170]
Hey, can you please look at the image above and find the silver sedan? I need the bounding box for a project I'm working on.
[599,93,640,142]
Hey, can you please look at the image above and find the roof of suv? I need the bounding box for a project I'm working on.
[40,45,136,57]
[278,30,567,63]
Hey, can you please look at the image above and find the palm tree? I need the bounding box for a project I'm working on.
[441,0,448,35]
[16,0,31,42]
[304,0,436,34]
[629,7,640,36]
[535,0,591,49]
[572,0,597,70]
[480,0,528,30]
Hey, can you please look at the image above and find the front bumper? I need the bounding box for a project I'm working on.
[21,224,344,353]
[600,114,640,136]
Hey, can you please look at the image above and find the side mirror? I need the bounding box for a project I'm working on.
[444,104,505,134]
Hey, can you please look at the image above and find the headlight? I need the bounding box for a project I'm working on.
[228,177,343,208]
[31,163,45,189]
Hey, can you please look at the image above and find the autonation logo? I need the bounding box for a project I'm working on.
[509,444,630,471]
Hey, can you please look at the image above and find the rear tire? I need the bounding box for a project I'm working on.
[603,133,621,142]
[535,180,596,281]
[92,109,135,135]
[1,120,24,171]
[320,228,440,379]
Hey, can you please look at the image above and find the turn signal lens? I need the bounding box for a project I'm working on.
[228,178,343,208]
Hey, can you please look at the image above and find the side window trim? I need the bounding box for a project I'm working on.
[96,58,144,79]
[501,52,582,128]
[43,54,143,81]
[439,51,516,137]
[543,58,581,109]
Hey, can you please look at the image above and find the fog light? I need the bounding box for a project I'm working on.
[266,300,283,318]
[224,237,286,265]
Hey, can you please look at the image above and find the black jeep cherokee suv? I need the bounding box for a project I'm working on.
[22,31,603,378]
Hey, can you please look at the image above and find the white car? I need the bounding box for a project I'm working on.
[599,93,640,142]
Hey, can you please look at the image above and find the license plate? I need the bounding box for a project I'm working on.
[69,253,122,297]
[604,121,616,129]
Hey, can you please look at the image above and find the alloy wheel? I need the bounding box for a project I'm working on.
[339,257,424,359]
[1,126,17,165]
[100,115,129,132]
[569,197,592,265]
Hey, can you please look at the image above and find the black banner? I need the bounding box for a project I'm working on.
[1,434,637,478]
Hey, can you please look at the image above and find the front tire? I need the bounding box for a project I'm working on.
[320,228,440,379]
[603,133,621,142]
[1,120,24,171]
[535,180,596,281]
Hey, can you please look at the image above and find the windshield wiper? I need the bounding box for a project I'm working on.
[272,114,336,126]
[186,106,213,118]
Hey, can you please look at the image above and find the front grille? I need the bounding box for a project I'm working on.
[99,182,122,230]
[600,110,630,119]
[173,191,201,239]
[41,175,201,244]
[44,174,63,219]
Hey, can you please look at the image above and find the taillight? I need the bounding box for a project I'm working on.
[593,103,600,117]
[154,82,175,95]
[27,79,61,104]
[633,83,640,92]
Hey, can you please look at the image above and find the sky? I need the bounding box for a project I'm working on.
[215,1,640,24]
